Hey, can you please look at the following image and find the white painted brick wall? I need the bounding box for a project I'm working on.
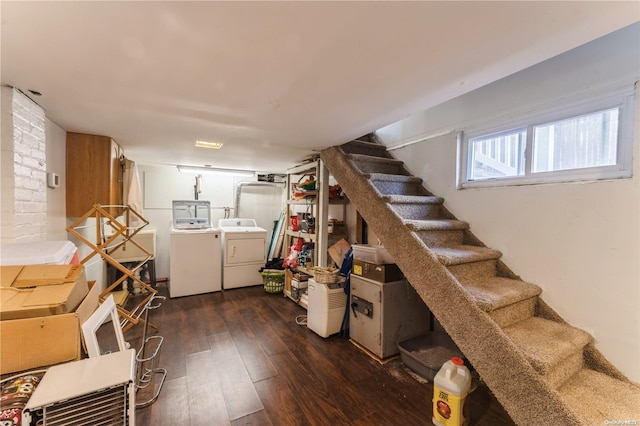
[0,86,47,243]
[1,87,17,243]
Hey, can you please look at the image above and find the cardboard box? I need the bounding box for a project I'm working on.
[0,265,89,320]
[284,268,293,295]
[0,280,99,374]
[352,259,404,283]
[292,270,311,282]
[328,238,351,268]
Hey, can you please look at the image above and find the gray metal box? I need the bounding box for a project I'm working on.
[350,275,431,359]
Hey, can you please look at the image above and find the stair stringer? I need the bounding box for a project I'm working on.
[321,146,583,425]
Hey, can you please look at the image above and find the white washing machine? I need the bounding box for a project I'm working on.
[169,200,222,298]
[169,227,222,298]
[218,218,267,289]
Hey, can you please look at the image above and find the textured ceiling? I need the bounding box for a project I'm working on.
[2,1,637,172]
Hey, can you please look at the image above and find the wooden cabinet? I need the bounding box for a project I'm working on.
[66,132,124,217]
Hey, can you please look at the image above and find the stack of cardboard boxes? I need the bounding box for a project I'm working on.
[0,245,99,375]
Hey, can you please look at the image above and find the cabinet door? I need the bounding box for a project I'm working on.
[224,237,266,265]
[66,133,124,217]
[349,275,383,357]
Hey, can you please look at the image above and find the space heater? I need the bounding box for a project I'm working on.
[22,349,136,426]
[307,278,347,338]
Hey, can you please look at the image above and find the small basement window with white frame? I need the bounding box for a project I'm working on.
[459,87,635,188]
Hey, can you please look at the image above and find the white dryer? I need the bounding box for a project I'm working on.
[218,218,267,289]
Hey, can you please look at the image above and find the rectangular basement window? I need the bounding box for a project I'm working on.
[459,87,634,188]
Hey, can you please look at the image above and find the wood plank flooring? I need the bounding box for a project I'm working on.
[128,284,515,426]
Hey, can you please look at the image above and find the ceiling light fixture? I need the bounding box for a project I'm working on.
[176,165,255,177]
[195,140,223,149]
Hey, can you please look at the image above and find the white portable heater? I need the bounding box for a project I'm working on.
[307,278,347,338]
[22,349,136,426]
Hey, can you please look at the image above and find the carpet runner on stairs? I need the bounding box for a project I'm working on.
[321,136,640,425]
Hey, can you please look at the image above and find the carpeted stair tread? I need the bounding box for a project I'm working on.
[346,140,387,150]
[341,140,391,157]
[381,194,444,204]
[353,133,378,143]
[463,277,542,312]
[558,368,640,424]
[430,245,502,265]
[504,317,592,375]
[365,173,423,184]
[367,173,429,196]
[347,153,405,166]
[404,219,469,231]
[348,154,407,175]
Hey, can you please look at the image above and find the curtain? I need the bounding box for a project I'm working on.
[123,159,144,227]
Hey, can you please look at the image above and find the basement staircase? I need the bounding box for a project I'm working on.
[321,136,640,425]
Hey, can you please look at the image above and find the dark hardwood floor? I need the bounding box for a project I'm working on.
[126,283,515,426]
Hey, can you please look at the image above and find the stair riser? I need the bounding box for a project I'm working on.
[389,203,442,220]
[352,160,406,175]
[415,229,465,247]
[448,260,497,283]
[341,144,390,158]
[490,297,537,328]
[371,180,425,196]
[545,351,585,389]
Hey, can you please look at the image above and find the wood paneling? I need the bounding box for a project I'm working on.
[66,132,123,217]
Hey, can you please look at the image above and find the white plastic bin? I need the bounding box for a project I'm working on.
[0,240,79,265]
[352,244,394,264]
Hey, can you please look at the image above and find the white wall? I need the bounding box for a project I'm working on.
[45,118,67,240]
[378,23,640,382]
[136,164,281,280]
[1,87,16,243]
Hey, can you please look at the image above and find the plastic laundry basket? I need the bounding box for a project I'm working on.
[261,269,285,293]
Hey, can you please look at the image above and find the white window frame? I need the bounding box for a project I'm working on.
[458,87,635,189]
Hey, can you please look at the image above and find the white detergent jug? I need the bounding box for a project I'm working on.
[432,357,471,426]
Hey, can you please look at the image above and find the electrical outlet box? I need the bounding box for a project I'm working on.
[47,172,60,188]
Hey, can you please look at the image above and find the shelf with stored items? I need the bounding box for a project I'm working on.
[281,160,349,268]
[280,159,349,307]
